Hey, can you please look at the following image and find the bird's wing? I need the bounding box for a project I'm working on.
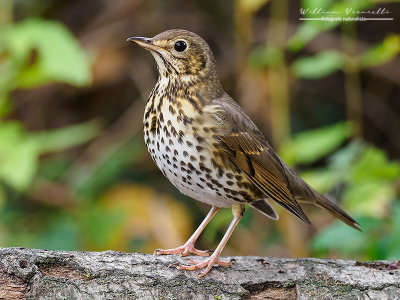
[204,95,310,224]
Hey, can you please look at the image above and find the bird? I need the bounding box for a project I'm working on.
[127,29,360,277]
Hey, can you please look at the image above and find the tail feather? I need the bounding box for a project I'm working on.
[283,163,361,231]
[313,193,362,231]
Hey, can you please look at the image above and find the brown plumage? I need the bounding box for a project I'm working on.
[127,29,360,277]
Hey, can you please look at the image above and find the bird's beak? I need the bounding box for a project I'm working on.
[127,36,166,53]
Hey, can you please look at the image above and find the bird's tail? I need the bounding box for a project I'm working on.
[313,192,362,231]
[283,164,361,231]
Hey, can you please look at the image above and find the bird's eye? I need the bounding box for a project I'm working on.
[174,40,187,52]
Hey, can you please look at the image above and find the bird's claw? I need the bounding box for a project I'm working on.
[154,245,212,257]
[177,256,231,277]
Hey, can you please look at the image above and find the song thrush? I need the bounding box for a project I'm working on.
[127,29,360,277]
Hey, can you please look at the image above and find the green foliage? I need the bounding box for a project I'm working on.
[0,122,40,190]
[2,18,91,88]
[0,120,100,191]
[0,17,96,192]
[342,146,400,216]
[0,0,399,260]
[279,122,399,260]
[292,50,344,79]
[307,140,400,259]
[279,122,352,166]
[289,32,399,85]
[311,216,382,259]
[282,0,400,261]
[288,1,398,83]
[312,219,365,256]
[304,139,400,215]
[288,22,335,53]
[258,132,398,260]
[311,208,400,261]
[34,120,101,154]
[360,34,400,68]
[288,0,373,52]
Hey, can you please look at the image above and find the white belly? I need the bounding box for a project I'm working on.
[144,116,242,208]
[143,77,250,207]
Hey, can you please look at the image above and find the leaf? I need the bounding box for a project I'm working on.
[351,147,400,183]
[341,145,400,217]
[288,22,335,52]
[0,120,100,191]
[6,18,91,87]
[343,181,394,217]
[0,122,40,190]
[311,220,366,256]
[311,216,379,258]
[292,50,344,79]
[279,122,352,165]
[360,34,400,68]
[33,120,101,153]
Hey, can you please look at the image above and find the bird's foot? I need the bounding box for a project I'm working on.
[177,255,231,277]
[154,244,212,257]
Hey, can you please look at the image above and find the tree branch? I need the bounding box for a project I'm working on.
[0,247,399,299]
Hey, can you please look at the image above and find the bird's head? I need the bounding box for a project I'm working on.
[128,29,219,85]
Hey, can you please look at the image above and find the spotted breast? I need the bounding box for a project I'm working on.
[143,76,263,208]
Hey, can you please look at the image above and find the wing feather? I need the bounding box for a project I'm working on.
[205,96,311,224]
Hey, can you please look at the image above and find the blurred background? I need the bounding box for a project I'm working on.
[0,0,399,261]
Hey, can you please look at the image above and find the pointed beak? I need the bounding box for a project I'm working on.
[127,36,166,53]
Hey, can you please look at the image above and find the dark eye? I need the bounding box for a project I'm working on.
[174,40,187,52]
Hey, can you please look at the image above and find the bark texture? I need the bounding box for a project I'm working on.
[0,247,399,299]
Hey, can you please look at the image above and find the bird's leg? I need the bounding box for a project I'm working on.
[177,204,245,277]
[154,206,220,257]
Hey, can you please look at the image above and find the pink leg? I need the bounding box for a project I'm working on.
[155,206,220,257]
[177,204,245,277]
